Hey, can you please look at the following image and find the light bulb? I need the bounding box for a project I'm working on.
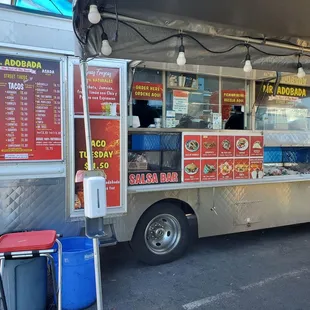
[297,66,306,79]
[177,51,186,66]
[88,5,101,24]
[243,60,252,73]
[101,40,112,56]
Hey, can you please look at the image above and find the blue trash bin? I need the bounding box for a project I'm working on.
[53,237,96,310]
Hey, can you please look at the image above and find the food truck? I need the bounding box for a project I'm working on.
[2,1,310,265]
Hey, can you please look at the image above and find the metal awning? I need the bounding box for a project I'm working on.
[73,0,310,73]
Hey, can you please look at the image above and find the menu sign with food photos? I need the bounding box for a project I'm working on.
[235,136,250,157]
[0,55,62,161]
[250,158,264,179]
[218,159,234,181]
[182,132,264,183]
[250,136,264,157]
[219,136,235,157]
[201,135,218,157]
[183,159,200,182]
[234,158,250,179]
[201,159,217,181]
[183,135,201,158]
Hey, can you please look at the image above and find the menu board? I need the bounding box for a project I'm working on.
[0,55,62,161]
[74,65,120,115]
[74,118,120,209]
[182,132,264,183]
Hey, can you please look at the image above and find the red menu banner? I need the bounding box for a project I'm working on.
[235,136,250,157]
[250,136,264,157]
[74,65,120,115]
[218,159,234,181]
[234,158,250,179]
[184,135,201,158]
[219,136,235,157]
[201,135,218,157]
[182,132,264,183]
[183,159,200,182]
[132,82,163,101]
[201,159,217,181]
[0,55,62,161]
[74,118,120,209]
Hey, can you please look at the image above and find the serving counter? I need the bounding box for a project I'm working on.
[127,128,310,191]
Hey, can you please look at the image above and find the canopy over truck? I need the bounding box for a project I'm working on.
[73,0,310,73]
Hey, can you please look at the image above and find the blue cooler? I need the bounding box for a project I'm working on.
[53,237,96,310]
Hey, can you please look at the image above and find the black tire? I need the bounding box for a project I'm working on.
[130,202,190,265]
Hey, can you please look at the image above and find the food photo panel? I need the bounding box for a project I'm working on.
[219,135,235,157]
[183,159,201,182]
[201,159,218,181]
[234,158,250,179]
[183,135,201,158]
[235,136,250,157]
[250,158,264,179]
[201,135,218,158]
[218,159,234,181]
[250,136,264,157]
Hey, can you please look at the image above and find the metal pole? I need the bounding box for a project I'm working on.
[79,59,104,310]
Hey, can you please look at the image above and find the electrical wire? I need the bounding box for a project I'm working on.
[74,14,310,60]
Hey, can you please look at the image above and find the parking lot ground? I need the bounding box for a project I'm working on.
[95,223,310,310]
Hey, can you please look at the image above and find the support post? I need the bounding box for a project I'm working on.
[79,58,104,310]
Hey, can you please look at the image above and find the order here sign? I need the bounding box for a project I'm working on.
[132,82,163,101]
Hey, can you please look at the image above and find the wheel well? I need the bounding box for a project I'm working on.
[158,198,195,216]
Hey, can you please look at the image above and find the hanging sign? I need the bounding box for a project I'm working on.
[0,55,62,161]
[132,82,163,101]
[222,90,246,105]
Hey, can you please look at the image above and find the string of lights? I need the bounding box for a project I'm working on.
[80,2,308,78]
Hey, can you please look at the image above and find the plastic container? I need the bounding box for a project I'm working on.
[3,257,47,310]
[53,237,96,310]
[132,134,160,151]
[161,134,181,150]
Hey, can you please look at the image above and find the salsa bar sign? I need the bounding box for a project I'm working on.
[128,171,181,186]
[0,55,62,161]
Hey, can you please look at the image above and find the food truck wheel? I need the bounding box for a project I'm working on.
[130,202,189,265]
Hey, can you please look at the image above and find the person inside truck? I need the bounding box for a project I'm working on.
[225,106,244,130]
[133,99,160,128]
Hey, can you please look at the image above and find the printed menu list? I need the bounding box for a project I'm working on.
[0,55,62,161]
[182,132,264,182]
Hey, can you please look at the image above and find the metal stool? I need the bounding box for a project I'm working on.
[0,230,62,310]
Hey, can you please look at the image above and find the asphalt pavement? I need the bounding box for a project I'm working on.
[98,223,310,310]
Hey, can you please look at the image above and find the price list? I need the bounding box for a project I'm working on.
[0,55,62,161]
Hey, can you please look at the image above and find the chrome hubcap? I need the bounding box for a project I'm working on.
[144,214,181,255]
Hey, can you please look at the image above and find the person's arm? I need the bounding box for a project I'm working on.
[225,117,231,129]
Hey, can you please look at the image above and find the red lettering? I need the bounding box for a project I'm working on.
[146,173,153,184]
[153,173,158,184]
[129,174,136,185]
[160,173,167,183]
[172,172,178,182]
